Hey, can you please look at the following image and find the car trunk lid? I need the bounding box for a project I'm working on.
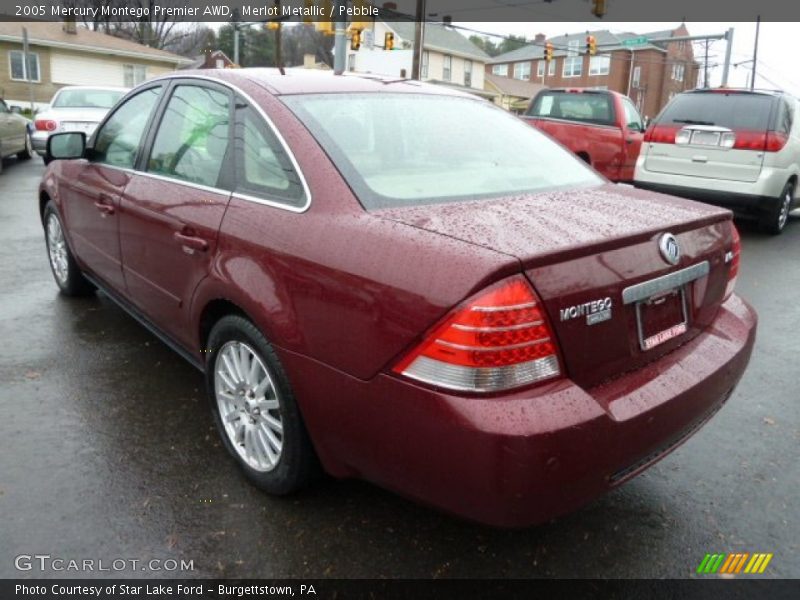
[378,184,735,388]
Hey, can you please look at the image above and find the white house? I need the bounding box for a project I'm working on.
[349,21,493,98]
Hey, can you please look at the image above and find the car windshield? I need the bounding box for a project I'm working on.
[658,92,775,130]
[283,93,602,210]
[52,89,124,109]
[526,91,616,126]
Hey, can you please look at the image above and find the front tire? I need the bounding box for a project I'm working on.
[43,202,94,296]
[206,315,318,495]
[762,181,794,235]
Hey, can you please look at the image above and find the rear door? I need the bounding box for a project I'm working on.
[118,81,233,349]
[643,91,777,182]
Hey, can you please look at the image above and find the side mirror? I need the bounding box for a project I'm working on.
[46,132,86,161]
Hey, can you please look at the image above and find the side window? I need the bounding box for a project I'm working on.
[0,100,8,113]
[93,87,162,168]
[233,104,305,207]
[148,85,231,188]
[777,100,794,135]
[622,97,643,131]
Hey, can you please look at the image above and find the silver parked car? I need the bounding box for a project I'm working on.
[33,86,127,161]
[634,88,800,234]
[0,98,33,173]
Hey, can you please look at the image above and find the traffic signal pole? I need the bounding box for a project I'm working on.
[411,0,426,80]
[333,0,347,74]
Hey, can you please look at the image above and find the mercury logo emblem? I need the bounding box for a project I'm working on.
[659,233,680,265]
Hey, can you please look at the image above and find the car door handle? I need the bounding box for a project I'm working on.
[93,199,115,216]
[173,231,209,252]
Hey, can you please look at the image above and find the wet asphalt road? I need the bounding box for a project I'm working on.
[0,156,797,580]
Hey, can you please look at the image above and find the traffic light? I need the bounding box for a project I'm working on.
[384,32,394,51]
[545,41,554,62]
[592,0,606,18]
[266,21,280,31]
[586,35,597,55]
[351,29,362,51]
[314,1,333,35]
[350,0,373,32]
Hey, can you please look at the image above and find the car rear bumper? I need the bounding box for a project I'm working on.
[633,163,794,216]
[281,295,757,527]
[31,131,49,155]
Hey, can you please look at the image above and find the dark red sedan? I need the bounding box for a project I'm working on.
[40,70,756,527]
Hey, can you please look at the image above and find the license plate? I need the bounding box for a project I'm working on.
[62,122,95,134]
[691,130,720,146]
[636,287,688,351]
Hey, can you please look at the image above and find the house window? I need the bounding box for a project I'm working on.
[9,50,40,82]
[562,40,582,78]
[464,59,472,87]
[492,64,509,76]
[588,54,610,76]
[548,59,556,76]
[632,66,641,88]
[671,63,685,82]
[422,51,429,78]
[443,55,452,82]
[537,61,545,77]
[513,61,531,80]
[123,64,147,87]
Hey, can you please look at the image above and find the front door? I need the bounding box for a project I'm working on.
[119,82,233,349]
[60,85,164,291]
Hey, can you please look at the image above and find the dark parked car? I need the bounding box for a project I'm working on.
[40,70,757,527]
[0,97,33,172]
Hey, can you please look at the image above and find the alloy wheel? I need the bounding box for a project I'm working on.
[777,188,791,232]
[46,213,69,286]
[214,341,284,472]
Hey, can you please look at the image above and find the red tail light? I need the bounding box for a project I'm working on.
[35,119,58,132]
[643,124,678,144]
[723,224,741,302]
[393,276,562,392]
[728,130,787,152]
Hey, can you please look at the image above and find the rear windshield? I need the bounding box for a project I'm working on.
[52,89,124,109]
[657,92,776,131]
[283,93,602,210]
[526,91,616,126]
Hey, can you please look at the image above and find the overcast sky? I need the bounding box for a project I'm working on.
[463,22,799,95]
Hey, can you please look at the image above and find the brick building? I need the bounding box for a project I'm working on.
[487,25,699,119]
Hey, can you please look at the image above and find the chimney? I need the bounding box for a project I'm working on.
[534,33,546,44]
[63,17,77,35]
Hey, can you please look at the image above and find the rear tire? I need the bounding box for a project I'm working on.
[761,181,794,235]
[206,315,318,495]
[43,202,94,296]
[17,132,33,160]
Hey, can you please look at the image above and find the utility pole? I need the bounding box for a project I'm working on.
[703,39,709,88]
[22,27,34,112]
[411,0,426,80]
[721,27,734,87]
[333,0,346,74]
[750,16,760,90]
[232,9,240,65]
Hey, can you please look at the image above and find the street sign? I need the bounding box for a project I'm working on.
[622,36,648,47]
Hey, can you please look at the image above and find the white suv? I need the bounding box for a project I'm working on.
[634,89,799,234]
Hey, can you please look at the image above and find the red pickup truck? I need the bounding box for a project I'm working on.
[522,88,645,182]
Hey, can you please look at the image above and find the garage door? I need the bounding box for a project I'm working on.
[50,53,126,87]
